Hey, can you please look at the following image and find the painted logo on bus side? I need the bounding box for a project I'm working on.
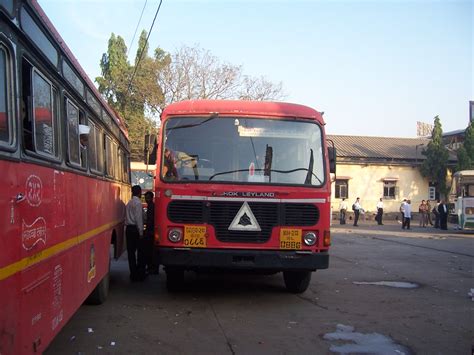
[26,175,43,207]
[21,217,47,251]
[87,244,96,283]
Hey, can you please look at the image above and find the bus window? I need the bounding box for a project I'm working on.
[66,99,80,165]
[96,127,104,172]
[105,135,114,177]
[33,70,57,156]
[88,120,97,171]
[0,46,11,144]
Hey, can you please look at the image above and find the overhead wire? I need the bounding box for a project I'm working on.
[126,0,163,95]
[127,0,148,58]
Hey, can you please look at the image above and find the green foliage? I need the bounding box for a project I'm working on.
[96,31,162,160]
[420,116,449,196]
[456,123,474,171]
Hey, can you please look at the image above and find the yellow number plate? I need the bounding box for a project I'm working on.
[184,226,207,248]
[279,229,302,249]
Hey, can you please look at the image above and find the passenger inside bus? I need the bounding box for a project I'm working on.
[163,148,178,180]
[79,124,90,167]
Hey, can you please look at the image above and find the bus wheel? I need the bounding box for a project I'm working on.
[166,268,184,292]
[283,271,312,293]
[86,259,111,305]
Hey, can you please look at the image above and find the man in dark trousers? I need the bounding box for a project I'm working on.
[438,199,448,230]
[144,191,158,274]
[125,185,145,281]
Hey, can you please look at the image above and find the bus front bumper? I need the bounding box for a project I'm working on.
[158,248,329,271]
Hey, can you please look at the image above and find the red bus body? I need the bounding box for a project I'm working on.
[0,1,130,353]
[154,100,331,292]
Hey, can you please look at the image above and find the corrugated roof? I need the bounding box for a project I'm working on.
[327,135,430,160]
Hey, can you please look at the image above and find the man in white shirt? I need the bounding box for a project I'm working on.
[376,198,384,225]
[353,197,362,227]
[125,185,145,281]
[402,199,412,230]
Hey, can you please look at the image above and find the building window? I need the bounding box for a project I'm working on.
[383,181,397,199]
[335,179,348,199]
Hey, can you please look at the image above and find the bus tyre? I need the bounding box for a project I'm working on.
[283,271,312,293]
[86,260,110,305]
[166,268,184,292]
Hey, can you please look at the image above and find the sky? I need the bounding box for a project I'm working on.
[37,0,473,138]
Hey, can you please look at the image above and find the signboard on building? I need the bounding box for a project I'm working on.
[417,121,434,137]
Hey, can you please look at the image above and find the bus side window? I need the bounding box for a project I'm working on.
[21,60,33,151]
[22,59,59,157]
[66,98,80,165]
[0,45,12,145]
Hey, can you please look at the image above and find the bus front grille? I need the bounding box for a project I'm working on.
[167,200,320,243]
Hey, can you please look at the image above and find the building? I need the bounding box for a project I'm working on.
[329,135,434,217]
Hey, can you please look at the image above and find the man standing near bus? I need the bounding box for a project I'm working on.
[144,191,158,274]
[125,185,146,281]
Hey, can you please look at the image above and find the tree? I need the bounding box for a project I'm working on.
[96,38,286,159]
[96,31,163,160]
[420,116,449,197]
[456,123,474,171]
[155,45,285,112]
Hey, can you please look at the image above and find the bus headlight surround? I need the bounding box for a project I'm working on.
[168,228,183,243]
[303,231,317,246]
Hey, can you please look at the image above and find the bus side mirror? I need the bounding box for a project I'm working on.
[144,134,157,164]
[328,146,336,174]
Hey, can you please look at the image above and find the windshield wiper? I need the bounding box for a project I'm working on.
[304,149,314,185]
[208,167,323,184]
[166,114,218,131]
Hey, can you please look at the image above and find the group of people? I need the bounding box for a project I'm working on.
[125,185,157,282]
[338,197,449,230]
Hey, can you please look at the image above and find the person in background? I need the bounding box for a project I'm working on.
[418,200,428,227]
[402,199,412,230]
[438,199,448,230]
[399,199,407,225]
[426,200,433,226]
[144,191,158,274]
[352,197,362,227]
[125,185,146,282]
[433,199,441,228]
[375,198,384,225]
[339,198,348,225]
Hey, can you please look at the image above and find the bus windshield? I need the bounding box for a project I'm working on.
[162,116,325,186]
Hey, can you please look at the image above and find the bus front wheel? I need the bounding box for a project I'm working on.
[283,271,312,293]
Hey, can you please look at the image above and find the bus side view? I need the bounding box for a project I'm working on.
[449,170,474,230]
[0,1,130,353]
[147,100,336,293]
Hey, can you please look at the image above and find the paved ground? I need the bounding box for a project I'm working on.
[46,222,473,354]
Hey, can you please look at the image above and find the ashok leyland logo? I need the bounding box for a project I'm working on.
[228,202,261,231]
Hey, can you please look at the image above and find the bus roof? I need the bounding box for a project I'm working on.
[161,100,325,123]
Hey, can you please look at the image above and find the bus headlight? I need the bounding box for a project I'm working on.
[168,228,183,243]
[303,232,317,246]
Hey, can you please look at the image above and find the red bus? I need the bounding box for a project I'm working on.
[0,1,131,353]
[148,100,335,293]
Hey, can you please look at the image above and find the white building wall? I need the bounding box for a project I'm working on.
[331,163,431,215]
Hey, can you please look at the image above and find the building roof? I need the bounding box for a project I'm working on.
[328,135,430,161]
